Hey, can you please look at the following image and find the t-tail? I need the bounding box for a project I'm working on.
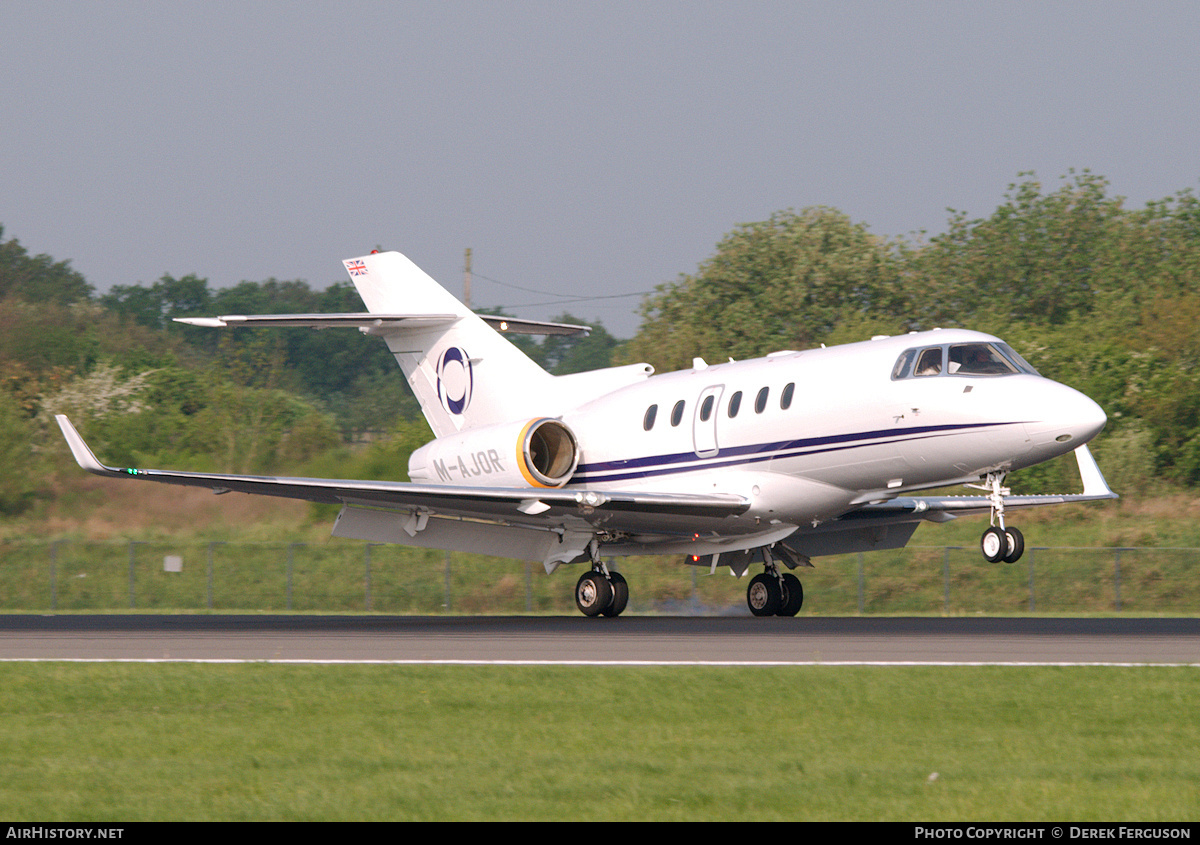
[341,251,555,437]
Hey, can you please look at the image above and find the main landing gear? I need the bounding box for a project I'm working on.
[974,471,1025,564]
[746,544,805,618]
[574,538,629,618]
[575,565,629,617]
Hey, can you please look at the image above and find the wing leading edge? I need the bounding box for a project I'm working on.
[55,415,748,564]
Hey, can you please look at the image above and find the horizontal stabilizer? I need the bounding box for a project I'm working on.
[174,313,590,337]
[174,313,457,330]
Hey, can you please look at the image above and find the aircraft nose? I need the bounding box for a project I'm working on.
[1024,381,1107,449]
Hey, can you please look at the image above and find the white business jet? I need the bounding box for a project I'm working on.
[56,250,1116,617]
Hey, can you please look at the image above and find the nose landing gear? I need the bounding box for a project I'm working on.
[974,472,1025,563]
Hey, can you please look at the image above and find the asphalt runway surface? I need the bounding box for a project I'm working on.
[0,615,1197,664]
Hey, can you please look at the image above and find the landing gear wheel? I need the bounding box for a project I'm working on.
[981,526,1009,563]
[1002,527,1025,563]
[747,573,782,617]
[778,573,804,617]
[575,571,613,617]
[602,571,629,617]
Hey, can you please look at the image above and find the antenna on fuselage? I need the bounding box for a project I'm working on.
[463,247,472,308]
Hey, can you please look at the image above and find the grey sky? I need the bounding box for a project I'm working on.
[3,1,1199,336]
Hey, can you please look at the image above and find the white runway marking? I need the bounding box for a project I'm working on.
[2,658,1197,667]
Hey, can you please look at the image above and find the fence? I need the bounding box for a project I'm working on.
[1,540,1198,615]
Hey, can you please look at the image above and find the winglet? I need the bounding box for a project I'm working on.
[55,415,118,476]
[1074,444,1117,499]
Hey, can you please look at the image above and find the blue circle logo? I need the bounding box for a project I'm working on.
[436,347,473,415]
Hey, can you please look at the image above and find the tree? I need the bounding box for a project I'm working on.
[0,391,40,513]
[0,226,93,304]
[905,171,1130,329]
[622,208,907,372]
[536,313,618,375]
[100,273,212,333]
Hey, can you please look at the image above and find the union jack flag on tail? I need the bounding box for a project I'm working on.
[345,259,367,276]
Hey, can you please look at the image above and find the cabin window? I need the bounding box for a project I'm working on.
[915,347,943,376]
[700,395,715,422]
[781,382,795,410]
[643,404,658,431]
[728,391,742,418]
[670,400,685,426]
[754,387,769,413]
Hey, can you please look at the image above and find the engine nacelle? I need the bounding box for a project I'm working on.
[408,417,580,488]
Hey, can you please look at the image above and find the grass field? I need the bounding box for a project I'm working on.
[3,481,1197,820]
[6,491,1200,615]
[0,663,1196,821]
[4,535,1199,616]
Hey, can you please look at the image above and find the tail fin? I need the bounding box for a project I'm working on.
[344,251,553,437]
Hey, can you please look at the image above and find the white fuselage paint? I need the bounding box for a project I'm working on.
[558,329,1105,530]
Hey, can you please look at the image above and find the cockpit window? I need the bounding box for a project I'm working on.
[915,347,943,377]
[948,343,1019,375]
[894,341,1040,380]
[995,342,1040,376]
[891,349,916,380]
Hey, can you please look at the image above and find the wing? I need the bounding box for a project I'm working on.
[56,415,747,567]
[853,443,1117,518]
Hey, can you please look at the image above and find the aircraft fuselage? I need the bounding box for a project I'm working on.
[558,329,1105,546]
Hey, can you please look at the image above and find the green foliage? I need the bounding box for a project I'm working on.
[0,226,93,304]
[100,273,214,347]
[303,417,434,484]
[621,172,1200,489]
[103,275,417,434]
[0,299,101,375]
[0,392,41,514]
[623,208,906,372]
[906,170,1126,328]
[303,417,435,521]
[9,168,1200,491]
[535,313,618,374]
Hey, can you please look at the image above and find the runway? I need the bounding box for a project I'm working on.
[1,615,1197,665]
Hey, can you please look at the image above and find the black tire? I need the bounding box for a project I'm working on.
[747,573,782,617]
[602,572,629,617]
[575,571,613,617]
[1002,527,1025,563]
[981,526,1009,563]
[778,573,803,617]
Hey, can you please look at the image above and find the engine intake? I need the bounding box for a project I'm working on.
[408,417,580,489]
[518,418,579,487]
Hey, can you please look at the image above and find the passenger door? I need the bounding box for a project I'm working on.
[693,385,724,458]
